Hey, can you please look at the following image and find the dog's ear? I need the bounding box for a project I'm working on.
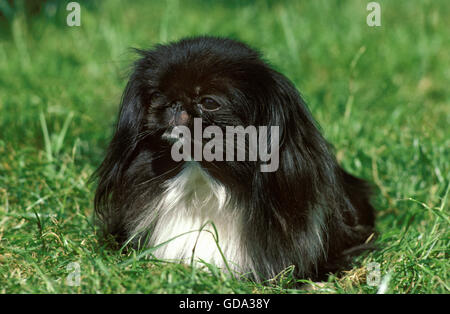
[258,70,338,220]
[93,67,147,237]
[115,74,146,146]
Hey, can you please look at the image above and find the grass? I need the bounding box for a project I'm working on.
[0,0,448,293]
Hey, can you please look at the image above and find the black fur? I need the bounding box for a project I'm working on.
[94,36,375,281]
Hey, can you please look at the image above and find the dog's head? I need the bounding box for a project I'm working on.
[125,37,275,134]
[106,37,324,182]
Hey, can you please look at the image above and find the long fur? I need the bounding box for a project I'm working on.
[94,36,375,282]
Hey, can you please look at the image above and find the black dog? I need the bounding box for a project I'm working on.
[94,36,375,282]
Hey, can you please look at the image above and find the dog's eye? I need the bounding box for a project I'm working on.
[199,97,221,112]
[149,91,164,104]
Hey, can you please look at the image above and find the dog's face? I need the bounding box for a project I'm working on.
[144,58,240,134]
[121,37,290,183]
[140,38,266,137]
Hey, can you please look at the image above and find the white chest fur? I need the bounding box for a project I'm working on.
[130,163,246,272]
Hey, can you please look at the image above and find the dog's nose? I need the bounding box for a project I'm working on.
[170,101,190,126]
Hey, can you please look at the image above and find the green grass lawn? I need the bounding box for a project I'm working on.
[0,0,448,293]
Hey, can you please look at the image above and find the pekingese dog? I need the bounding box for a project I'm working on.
[94,36,375,282]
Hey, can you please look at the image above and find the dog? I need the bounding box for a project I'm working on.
[94,36,375,282]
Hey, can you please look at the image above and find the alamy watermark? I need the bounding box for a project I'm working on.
[167,118,280,172]
[366,262,381,286]
[366,262,392,293]
[65,2,381,28]
[66,262,81,286]
[66,2,81,27]
[367,2,381,27]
